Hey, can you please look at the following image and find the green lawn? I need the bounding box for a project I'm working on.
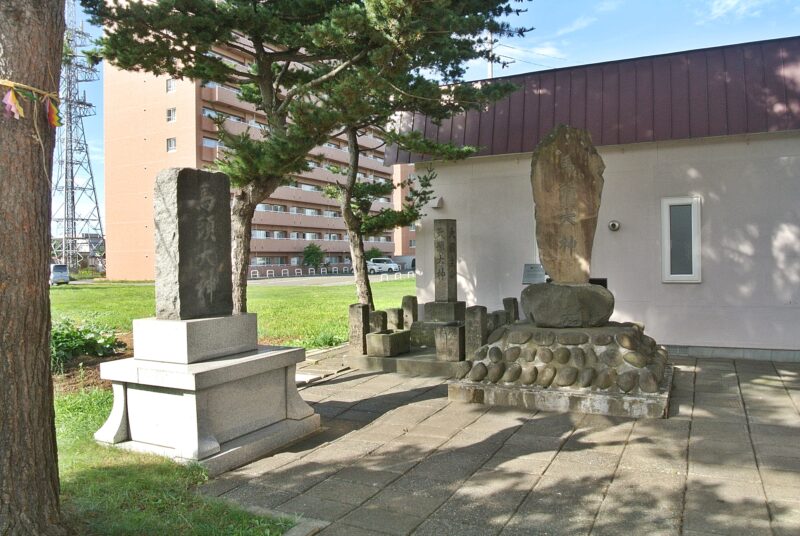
[57,389,295,535]
[50,278,416,348]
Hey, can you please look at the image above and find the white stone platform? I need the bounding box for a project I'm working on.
[95,345,320,476]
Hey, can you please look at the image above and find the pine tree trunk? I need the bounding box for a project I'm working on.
[0,1,67,534]
[346,227,374,309]
[231,181,277,313]
[341,127,374,309]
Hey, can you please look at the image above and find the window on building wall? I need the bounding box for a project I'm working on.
[251,257,267,266]
[300,183,320,192]
[251,230,269,239]
[409,239,416,248]
[255,203,269,212]
[661,197,702,283]
[202,137,219,148]
[166,108,176,122]
[305,232,319,240]
[166,78,176,92]
[273,231,286,239]
[291,256,301,266]
[409,223,416,231]
[323,141,339,149]
[166,138,177,152]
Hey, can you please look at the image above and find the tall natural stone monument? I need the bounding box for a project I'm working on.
[522,125,614,328]
[530,125,605,283]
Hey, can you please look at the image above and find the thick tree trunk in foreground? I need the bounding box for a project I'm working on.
[0,1,67,534]
[231,180,278,313]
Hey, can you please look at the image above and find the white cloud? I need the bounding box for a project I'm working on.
[596,0,623,12]
[706,0,771,19]
[530,43,566,59]
[556,15,597,37]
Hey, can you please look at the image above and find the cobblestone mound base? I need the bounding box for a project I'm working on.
[448,322,673,418]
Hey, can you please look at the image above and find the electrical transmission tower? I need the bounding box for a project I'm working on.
[52,0,105,272]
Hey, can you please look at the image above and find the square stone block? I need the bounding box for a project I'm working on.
[435,323,465,362]
[133,313,257,364]
[410,321,451,348]
[424,301,466,323]
[366,330,411,357]
[386,308,404,330]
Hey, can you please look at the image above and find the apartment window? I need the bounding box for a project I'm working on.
[255,203,269,212]
[304,208,320,216]
[323,141,339,149]
[323,210,340,218]
[166,107,176,122]
[273,231,286,239]
[251,257,267,266]
[306,160,319,169]
[300,183,320,192]
[305,232,319,240]
[661,196,702,283]
[166,78,176,92]
[378,197,390,203]
[409,239,416,248]
[409,223,416,231]
[289,207,299,214]
[290,256,301,266]
[290,232,301,240]
[166,137,177,152]
[251,230,269,239]
[271,204,286,213]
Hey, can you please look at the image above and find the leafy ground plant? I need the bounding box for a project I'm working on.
[56,389,295,535]
[50,318,126,373]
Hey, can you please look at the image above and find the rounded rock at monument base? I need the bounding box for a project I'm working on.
[468,362,488,382]
[555,366,579,386]
[601,348,622,366]
[521,345,538,362]
[520,364,538,385]
[595,368,617,389]
[504,346,521,363]
[578,367,596,387]
[623,351,647,368]
[639,369,659,393]
[520,283,614,328]
[554,347,571,364]
[487,362,506,383]
[455,361,472,380]
[537,365,556,387]
[617,370,639,393]
[537,347,554,363]
[508,331,532,344]
[571,347,586,367]
[488,346,504,363]
[503,363,522,383]
[488,327,507,344]
[474,345,489,360]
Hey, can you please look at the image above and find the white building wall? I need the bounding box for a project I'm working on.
[414,131,800,351]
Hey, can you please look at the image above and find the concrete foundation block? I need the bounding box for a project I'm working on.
[411,321,450,348]
[349,304,370,354]
[133,314,257,364]
[366,330,412,357]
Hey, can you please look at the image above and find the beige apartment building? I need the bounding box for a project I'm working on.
[104,47,402,280]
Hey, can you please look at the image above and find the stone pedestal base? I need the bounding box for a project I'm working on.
[95,346,319,476]
[435,323,465,361]
[133,314,257,364]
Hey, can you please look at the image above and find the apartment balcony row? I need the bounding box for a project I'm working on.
[251,210,348,230]
[266,185,392,212]
[249,237,393,254]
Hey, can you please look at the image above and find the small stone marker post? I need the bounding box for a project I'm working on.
[349,304,370,354]
[503,297,520,324]
[465,306,488,357]
[434,219,458,302]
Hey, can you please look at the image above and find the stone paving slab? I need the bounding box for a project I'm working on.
[202,357,800,535]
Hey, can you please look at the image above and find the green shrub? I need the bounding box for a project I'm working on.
[51,318,125,372]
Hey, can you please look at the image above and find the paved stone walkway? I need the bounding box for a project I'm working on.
[200,357,800,535]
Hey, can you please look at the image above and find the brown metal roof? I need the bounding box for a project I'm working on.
[386,36,800,165]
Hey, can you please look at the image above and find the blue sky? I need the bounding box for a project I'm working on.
[78,0,799,219]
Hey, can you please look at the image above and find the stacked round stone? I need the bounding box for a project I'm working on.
[455,323,668,394]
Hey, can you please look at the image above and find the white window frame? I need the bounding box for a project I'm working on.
[661,196,702,283]
[166,78,176,93]
[166,137,177,152]
[166,107,176,122]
